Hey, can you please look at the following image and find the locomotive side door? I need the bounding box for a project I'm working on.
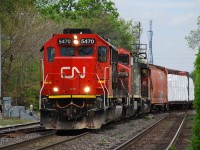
[96,45,109,97]
[141,67,149,98]
[110,47,118,97]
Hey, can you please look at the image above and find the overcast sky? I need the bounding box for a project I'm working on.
[111,0,200,72]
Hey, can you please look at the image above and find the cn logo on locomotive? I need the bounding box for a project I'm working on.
[61,67,86,79]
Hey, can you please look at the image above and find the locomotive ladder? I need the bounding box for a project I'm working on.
[96,67,109,109]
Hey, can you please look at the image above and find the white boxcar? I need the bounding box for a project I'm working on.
[189,77,194,102]
[168,74,188,102]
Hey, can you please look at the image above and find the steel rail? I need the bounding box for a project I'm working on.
[0,121,40,130]
[0,131,55,150]
[113,114,169,150]
[0,121,41,134]
[35,132,90,150]
[166,113,187,150]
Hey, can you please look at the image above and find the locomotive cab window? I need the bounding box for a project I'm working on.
[47,47,55,62]
[78,47,93,56]
[60,47,75,56]
[119,54,129,65]
[141,69,148,77]
[111,47,118,63]
[98,46,107,62]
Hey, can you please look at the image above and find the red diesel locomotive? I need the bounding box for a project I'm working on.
[40,28,194,130]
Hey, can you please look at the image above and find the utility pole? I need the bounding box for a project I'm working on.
[132,22,147,60]
[148,20,153,64]
[132,22,141,52]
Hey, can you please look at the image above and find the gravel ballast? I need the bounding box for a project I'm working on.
[0,113,168,149]
[50,113,168,150]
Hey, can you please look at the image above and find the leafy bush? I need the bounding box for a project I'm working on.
[191,48,200,150]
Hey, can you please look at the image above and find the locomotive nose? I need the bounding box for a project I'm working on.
[53,57,95,95]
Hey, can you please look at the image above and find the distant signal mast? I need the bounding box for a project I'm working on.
[148,20,153,64]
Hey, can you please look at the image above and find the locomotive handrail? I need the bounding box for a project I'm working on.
[39,74,49,110]
[104,67,109,107]
[96,74,107,109]
[39,59,44,110]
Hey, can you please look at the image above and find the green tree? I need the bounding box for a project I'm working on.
[186,16,200,49]
[71,15,135,50]
[0,0,65,110]
[0,0,137,110]
[35,0,119,20]
[186,16,200,150]
[35,0,77,20]
[192,48,200,150]
[35,0,135,50]
[75,0,119,18]
[189,70,195,80]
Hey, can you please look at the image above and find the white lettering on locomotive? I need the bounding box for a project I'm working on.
[61,67,86,79]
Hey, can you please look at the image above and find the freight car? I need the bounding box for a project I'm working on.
[167,69,194,109]
[39,28,194,130]
[145,65,194,111]
[148,64,168,111]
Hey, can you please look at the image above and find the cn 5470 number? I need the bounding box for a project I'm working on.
[80,38,95,44]
[58,38,72,45]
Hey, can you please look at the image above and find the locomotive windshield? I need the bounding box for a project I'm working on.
[47,47,55,62]
[119,54,129,65]
[60,47,75,56]
[98,46,107,62]
[78,47,93,56]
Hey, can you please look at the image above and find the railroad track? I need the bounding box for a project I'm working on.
[0,121,43,135]
[0,130,89,150]
[113,112,188,150]
[172,111,194,150]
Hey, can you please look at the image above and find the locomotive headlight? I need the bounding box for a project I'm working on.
[84,86,90,93]
[73,39,79,45]
[74,35,78,40]
[53,87,59,92]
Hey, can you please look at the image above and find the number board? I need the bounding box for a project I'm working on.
[58,38,72,45]
[80,38,95,44]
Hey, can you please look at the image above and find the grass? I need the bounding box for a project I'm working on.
[144,114,154,120]
[99,136,109,145]
[0,118,33,126]
[117,133,125,139]
[169,145,176,150]
[128,121,135,127]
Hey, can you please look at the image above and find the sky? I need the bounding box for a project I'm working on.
[111,0,200,73]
